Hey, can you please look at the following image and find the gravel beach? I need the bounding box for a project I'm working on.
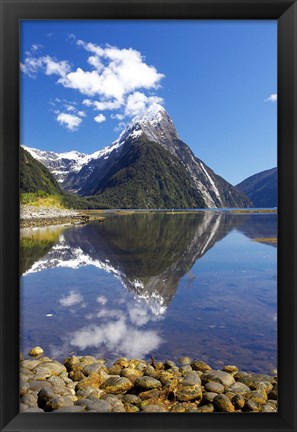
[20,205,104,228]
[20,348,277,413]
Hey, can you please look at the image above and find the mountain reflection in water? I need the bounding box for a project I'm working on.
[20,212,277,373]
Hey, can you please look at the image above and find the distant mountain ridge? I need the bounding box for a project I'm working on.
[236,167,277,208]
[23,104,252,209]
[20,146,62,195]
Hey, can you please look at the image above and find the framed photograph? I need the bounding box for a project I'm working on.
[0,1,296,431]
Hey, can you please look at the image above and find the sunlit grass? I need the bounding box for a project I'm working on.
[254,237,277,244]
[20,192,66,209]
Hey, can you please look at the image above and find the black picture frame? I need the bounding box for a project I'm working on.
[0,0,296,431]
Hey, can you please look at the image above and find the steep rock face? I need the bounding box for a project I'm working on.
[23,104,252,208]
[20,146,62,195]
[22,146,88,184]
[236,167,277,208]
[81,137,206,209]
[65,104,251,208]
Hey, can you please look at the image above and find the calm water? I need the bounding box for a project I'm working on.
[20,211,277,373]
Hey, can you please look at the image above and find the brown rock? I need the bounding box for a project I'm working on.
[213,394,235,412]
[232,394,245,409]
[75,373,104,391]
[191,360,212,373]
[201,370,235,387]
[29,346,44,357]
[100,376,133,394]
[197,403,214,413]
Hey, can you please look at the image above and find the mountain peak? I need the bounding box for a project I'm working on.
[112,103,179,149]
[136,102,166,123]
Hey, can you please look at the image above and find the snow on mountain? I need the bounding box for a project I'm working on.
[22,103,251,208]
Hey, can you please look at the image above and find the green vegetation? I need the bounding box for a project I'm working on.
[90,137,206,209]
[20,147,107,209]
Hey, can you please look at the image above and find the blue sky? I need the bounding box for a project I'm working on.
[20,20,277,185]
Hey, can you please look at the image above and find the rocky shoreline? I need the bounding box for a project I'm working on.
[20,205,104,228]
[20,348,277,413]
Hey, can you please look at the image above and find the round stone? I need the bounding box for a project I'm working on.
[244,399,262,412]
[32,366,52,380]
[138,389,161,400]
[20,380,30,397]
[179,365,193,373]
[201,370,235,387]
[121,367,143,383]
[204,382,224,394]
[142,366,156,378]
[37,387,56,408]
[75,373,104,390]
[82,363,103,376]
[262,403,277,412]
[44,396,74,412]
[134,376,162,390]
[202,392,218,403]
[176,377,203,403]
[213,394,235,412]
[30,380,52,392]
[39,361,66,375]
[141,404,167,412]
[236,373,276,389]
[164,360,176,369]
[223,365,239,373]
[191,360,212,373]
[20,393,38,408]
[47,376,65,387]
[245,390,267,405]
[232,394,245,409]
[197,403,214,413]
[29,346,44,357]
[178,356,192,365]
[64,356,80,371]
[21,360,41,371]
[268,384,278,400]
[108,364,122,375]
[85,400,112,412]
[228,382,251,393]
[181,372,201,386]
[100,376,133,394]
[112,405,126,412]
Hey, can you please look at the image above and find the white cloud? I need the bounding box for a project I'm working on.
[21,39,165,128]
[94,113,106,123]
[21,55,70,78]
[83,98,122,111]
[59,290,83,306]
[31,44,43,52]
[128,305,150,326]
[111,113,125,121]
[125,92,164,117]
[97,295,107,305]
[265,93,277,102]
[65,104,76,112]
[70,319,162,358]
[88,55,104,72]
[56,113,83,131]
[59,40,164,103]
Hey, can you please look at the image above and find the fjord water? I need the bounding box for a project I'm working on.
[20,212,277,374]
